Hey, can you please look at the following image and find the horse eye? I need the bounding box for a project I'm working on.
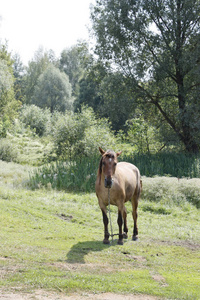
[102,162,105,166]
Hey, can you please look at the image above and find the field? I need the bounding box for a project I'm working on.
[0,160,200,299]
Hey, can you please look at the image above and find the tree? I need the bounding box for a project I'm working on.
[59,41,92,96]
[91,0,200,153]
[51,106,117,159]
[75,61,107,112]
[31,64,72,113]
[0,45,20,136]
[76,61,135,131]
[98,73,135,131]
[20,105,51,136]
[12,53,26,102]
[24,48,57,103]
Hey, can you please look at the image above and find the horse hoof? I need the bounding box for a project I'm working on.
[103,239,110,245]
[123,233,128,239]
[117,240,124,245]
[132,235,138,241]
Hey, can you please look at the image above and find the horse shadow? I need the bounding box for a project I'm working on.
[66,240,118,264]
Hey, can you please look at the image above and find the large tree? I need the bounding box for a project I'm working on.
[24,48,57,103]
[0,45,20,136]
[60,42,92,97]
[31,64,72,113]
[91,0,200,153]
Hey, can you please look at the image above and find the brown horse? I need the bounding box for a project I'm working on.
[95,147,142,245]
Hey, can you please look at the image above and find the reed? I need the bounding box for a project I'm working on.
[123,152,200,178]
[29,156,99,192]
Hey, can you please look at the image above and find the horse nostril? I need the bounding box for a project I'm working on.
[104,177,113,188]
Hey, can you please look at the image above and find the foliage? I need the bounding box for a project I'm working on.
[91,0,200,153]
[0,126,54,165]
[24,48,57,103]
[0,45,21,137]
[75,61,107,113]
[98,73,135,131]
[125,152,200,178]
[60,41,92,96]
[51,106,117,159]
[76,64,136,132]
[12,53,26,102]
[126,115,161,153]
[142,176,200,208]
[31,64,73,113]
[29,157,98,192]
[0,138,18,162]
[20,104,51,136]
[29,152,200,205]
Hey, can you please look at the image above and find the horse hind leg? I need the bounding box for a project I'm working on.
[131,196,138,241]
[123,207,128,239]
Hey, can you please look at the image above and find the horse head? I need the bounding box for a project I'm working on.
[98,147,122,188]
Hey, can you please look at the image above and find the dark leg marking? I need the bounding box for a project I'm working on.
[117,211,124,245]
[102,210,110,244]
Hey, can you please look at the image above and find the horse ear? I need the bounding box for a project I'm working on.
[116,151,122,157]
[99,147,105,155]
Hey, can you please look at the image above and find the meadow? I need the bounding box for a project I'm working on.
[0,159,200,299]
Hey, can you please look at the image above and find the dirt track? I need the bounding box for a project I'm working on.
[0,290,159,300]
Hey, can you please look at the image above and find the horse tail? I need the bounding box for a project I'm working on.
[136,168,142,200]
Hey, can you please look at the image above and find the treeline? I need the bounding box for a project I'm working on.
[1,0,200,159]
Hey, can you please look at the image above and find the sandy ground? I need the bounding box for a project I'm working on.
[0,290,159,299]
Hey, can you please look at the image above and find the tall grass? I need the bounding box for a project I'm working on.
[29,156,99,192]
[28,152,200,208]
[124,152,200,178]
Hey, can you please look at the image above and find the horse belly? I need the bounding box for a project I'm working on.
[125,184,135,201]
[117,167,137,201]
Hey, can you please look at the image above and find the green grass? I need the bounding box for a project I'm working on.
[124,152,200,178]
[1,130,53,165]
[0,160,200,299]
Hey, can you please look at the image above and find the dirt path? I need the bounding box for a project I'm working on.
[0,290,159,300]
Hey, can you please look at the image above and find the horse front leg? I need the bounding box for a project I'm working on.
[101,209,110,244]
[117,209,124,245]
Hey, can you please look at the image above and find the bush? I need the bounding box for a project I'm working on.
[0,139,18,162]
[20,105,51,136]
[142,177,200,208]
[51,106,117,159]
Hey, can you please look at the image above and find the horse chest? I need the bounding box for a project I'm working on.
[97,182,125,205]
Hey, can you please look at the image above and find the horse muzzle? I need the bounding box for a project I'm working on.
[104,177,113,188]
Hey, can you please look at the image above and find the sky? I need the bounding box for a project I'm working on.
[0,0,95,65]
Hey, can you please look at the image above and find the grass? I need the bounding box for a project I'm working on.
[0,160,200,299]
[0,130,53,165]
[125,152,200,178]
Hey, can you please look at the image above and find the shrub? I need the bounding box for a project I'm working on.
[20,105,51,136]
[0,139,18,162]
[51,106,117,159]
[142,177,200,208]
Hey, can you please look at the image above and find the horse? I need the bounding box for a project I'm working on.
[95,147,142,245]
